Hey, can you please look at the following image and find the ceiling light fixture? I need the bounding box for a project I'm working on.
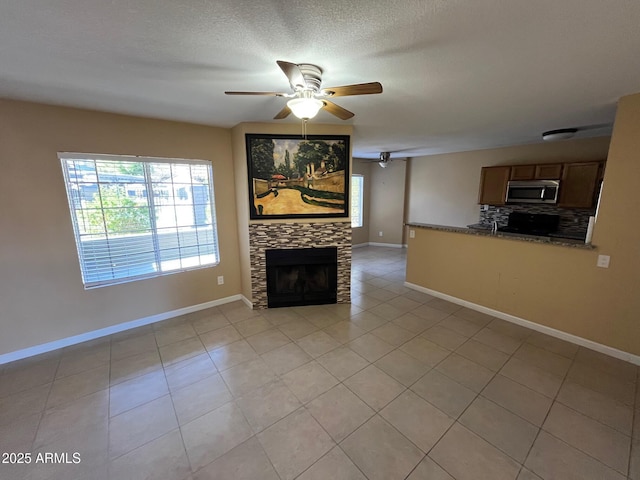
[287,91,324,119]
[378,151,390,168]
[542,128,578,141]
[378,161,388,168]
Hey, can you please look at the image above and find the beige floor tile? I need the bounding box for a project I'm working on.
[460,396,539,462]
[411,370,476,418]
[110,325,153,342]
[235,316,272,337]
[421,325,468,350]
[110,332,158,362]
[387,295,422,312]
[164,353,217,392]
[348,333,395,362]
[192,436,279,480]
[219,357,277,397]
[316,347,369,381]
[410,304,451,323]
[322,321,367,344]
[473,327,522,354]
[282,361,339,404]
[344,365,405,411]
[237,379,301,433]
[500,357,563,398]
[109,369,168,417]
[261,308,304,326]
[526,332,579,359]
[341,415,423,480]
[181,401,253,471]
[513,343,572,377]
[223,305,263,324]
[374,349,431,386]
[154,322,197,347]
[368,302,406,321]
[543,402,630,473]
[566,362,635,406]
[303,311,342,329]
[366,289,399,304]
[47,363,110,409]
[349,311,387,332]
[429,423,520,480]
[454,308,495,326]
[260,342,312,375]
[257,408,335,480]
[0,411,40,453]
[110,349,162,385]
[297,446,366,480]
[400,336,450,367]
[392,312,436,334]
[438,315,484,337]
[525,430,625,480]
[209,339,259,371]
[370,322,414,347]
[407,456,454,479]
[56,346,110,378]
[109,429,190,480]
[199,325,242,351]
[159,336,206,367]
[456,339,509,371]
[517,469,543,480]
[574,347,637,382]
[481,374,552,426]
[306,384,374,442]
[380,390,454,453]
[0,382,50,426]
[245,329,291,354]
[278,318,319,340]
[296,331,341,358]
[435,354,494,393]
[190,311,230,335]
[401,289,436,304]
[557,381,633,435]
[109,394,177,459]
[487,319,532,341]
[171,373,232,425]
[630,437,640,480]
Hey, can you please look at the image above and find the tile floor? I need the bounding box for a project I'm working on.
[1,246,639,480]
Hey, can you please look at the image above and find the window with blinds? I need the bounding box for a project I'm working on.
[351,174,364,228]
[59,153,220,288]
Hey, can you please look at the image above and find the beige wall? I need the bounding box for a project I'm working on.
[230,123,353,302]
[0,99,241,356]
[407,137,610,227]
[406,93,640,356]
[368,158,407,245]
[351,160,371,245]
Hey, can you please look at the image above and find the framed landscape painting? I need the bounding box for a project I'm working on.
[246,134,350,220]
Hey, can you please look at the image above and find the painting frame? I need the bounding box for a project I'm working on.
[245,133,350,220]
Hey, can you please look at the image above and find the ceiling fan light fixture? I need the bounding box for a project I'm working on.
[542,128,578,141]
[378,161,388,168]
[287,97,324,119]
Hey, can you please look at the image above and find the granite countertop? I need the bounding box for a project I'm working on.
[405,222,596,249]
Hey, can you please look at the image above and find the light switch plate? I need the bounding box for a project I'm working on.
[597,255,610,268]
[409,230,415,238]
[217,276,224,285]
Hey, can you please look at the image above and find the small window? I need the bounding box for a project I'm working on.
[351,174,364,228]
[59,153,220,288]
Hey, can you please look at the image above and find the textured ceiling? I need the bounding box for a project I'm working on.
[1,0,639,158]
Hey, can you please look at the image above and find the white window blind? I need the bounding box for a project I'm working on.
[351,174,364,228]
[59,153,220,288]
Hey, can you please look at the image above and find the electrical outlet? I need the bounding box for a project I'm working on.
[596,255,610,268]
[378,231,383,237]
[409,229,415,238]
[217,276,224,285]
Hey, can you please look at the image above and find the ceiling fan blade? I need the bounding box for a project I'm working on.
[322,100,354,120]
[276,60,307,90]
[225,91,288,96]
[273,105,292,120]
[321,82,383,97]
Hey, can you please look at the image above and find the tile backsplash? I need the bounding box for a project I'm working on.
[479,204,594,236]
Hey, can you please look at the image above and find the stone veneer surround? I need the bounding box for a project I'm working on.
[249,222,352,308]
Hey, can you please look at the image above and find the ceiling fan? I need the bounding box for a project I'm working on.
[225,60,383,121]
[359,152,405,168]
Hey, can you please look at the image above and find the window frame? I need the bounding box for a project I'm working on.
[351,174,364,228]
[59,152,220,289]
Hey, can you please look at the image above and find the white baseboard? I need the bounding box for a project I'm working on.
[240,295,254,309]
[0,294,246,365]
[404,282,640,366]
[352,243,369,249]
[367,242,405,248]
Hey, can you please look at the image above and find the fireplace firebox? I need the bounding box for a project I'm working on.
[265,247,338,308]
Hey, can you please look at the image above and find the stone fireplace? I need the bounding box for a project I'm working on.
[249,222,351,309]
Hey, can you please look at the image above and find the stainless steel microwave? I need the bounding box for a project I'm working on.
[506,180,560,204]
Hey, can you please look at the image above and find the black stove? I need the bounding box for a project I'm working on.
[497,212,560,237]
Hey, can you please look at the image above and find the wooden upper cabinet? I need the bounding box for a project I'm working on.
[479,166,511,205]
[510,165,535,180]
[534,163,563,179]
[558,162,601,208]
